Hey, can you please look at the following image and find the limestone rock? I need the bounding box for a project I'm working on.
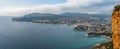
[112,4,120,49]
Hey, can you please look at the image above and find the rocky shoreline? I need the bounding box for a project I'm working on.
[73,24,112,49]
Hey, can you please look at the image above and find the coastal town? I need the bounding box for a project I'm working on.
[12,11,112,49]
[73,21,112,37]
[12,12,112,37]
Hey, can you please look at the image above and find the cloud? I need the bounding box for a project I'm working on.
[0,0,119,16]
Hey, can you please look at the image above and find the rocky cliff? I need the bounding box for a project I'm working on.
[112,4,120,49]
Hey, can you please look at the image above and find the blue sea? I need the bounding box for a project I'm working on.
[0,17,106,49]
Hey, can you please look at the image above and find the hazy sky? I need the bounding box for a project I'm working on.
[0,0,119,16]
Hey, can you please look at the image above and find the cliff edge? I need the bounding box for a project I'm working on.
[112,4,120,49]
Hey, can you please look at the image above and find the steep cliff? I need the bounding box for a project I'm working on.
[112,4,120,49]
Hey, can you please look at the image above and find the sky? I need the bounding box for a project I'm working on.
[0,0,119,16]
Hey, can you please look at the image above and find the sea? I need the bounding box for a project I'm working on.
[0,17,106,49]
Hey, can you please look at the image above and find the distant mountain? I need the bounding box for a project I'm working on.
[12,12,111,24]
[62,12,111,19]
[12,13,67,21]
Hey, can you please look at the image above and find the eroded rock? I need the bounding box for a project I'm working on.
[112,4,120,49]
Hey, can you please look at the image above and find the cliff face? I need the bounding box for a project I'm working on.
[112,5,120,49]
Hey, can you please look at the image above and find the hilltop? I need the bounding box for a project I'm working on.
[12,12,111,25]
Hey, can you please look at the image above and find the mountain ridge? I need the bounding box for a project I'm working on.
[12,12,111,24]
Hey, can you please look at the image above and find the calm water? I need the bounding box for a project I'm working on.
[0,17,106,49]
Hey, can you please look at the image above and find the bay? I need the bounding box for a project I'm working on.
[0,17,106,49]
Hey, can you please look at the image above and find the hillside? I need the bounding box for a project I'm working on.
[12,12,110,24]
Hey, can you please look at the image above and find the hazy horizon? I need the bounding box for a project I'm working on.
[0,0,114,49]
[0,0,119,16]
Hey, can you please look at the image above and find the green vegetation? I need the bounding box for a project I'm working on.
[73,25,88,31]
[92,41,113,49]
[114,4,120,11]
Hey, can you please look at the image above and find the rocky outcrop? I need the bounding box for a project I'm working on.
[112,4,120,49]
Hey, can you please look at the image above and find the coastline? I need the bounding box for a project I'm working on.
[79,37,108,49]
[12,20,111,49]
[84,32,112,49]
[92,36,112,49]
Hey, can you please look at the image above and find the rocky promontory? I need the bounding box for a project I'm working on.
[112,4,120,49]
